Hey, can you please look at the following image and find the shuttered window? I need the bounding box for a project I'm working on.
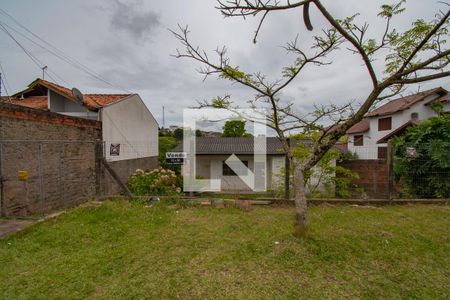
[378,117,392,131]
[354,135,364,146]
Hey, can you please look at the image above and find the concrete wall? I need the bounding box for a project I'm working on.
[269,156,285,190]
[0,103,102,216]
[49,90,85,113]
[102,156,158,195]
[101,94,158,162]
[48,90,98,120]
[348,94,443,159]
[194,154,257,192]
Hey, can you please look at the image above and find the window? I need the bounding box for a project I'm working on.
[354,135,364,146]
[378,117,392,131]
[222,160,248,176]
[378,147,388,159]
[411,112,419,120]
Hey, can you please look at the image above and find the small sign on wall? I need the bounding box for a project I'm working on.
[18,170,29,181]
[110,143,120,156]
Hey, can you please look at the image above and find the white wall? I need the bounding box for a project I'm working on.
[348,94,442,159]
[101,94,159,161]
[194,154,256,191]
[270,156,285,189]
[49,90,85,113]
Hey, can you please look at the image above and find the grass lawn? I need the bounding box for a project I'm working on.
[0,200,449,299]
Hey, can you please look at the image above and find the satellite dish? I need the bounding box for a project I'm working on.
[71,87,84,105]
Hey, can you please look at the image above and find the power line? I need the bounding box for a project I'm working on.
[0,61,12,98]
[0,23,44,70]
[0,8,132,93]
[0,24,63,87]
[0,21,71,86]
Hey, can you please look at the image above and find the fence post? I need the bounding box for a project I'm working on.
[95,142,103,197]
[387,140,394,201]
[284,138,290,200]
[59,143,65,207]
[38,143,44,217]
[0,143,4,217]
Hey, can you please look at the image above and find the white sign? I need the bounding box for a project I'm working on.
[166,152,187,159]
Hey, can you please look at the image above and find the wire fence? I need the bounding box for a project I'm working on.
[338,142,449,199]
[0,140,100,218]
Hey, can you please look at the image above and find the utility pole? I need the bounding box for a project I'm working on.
[162,105,165,128]
[41,66,47,80]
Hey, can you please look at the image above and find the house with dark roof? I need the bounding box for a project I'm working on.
[347,87,449,160]
[5,78,159,163]
[172,137,342,193]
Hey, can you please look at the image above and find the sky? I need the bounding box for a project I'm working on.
[0,0,449,129]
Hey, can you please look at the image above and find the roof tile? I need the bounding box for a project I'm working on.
[12,79,131,111]
[367,87,447,117]
[347,118,370,134]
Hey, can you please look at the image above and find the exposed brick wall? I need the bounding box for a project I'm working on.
[0,103,102,216]
[0,103,101,132]
[1,103,160,216]
[338,159,389,198]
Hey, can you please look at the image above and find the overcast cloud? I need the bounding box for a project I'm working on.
[109,0,161,42]
[0,0,448,129]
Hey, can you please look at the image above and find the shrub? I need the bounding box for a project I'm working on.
[128,167,182,196]
[393,115,450,198]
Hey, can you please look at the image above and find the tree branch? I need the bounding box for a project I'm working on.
[313,0,378,88]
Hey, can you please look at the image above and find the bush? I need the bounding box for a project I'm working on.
[393,115,450,198]
[128,167,182,196]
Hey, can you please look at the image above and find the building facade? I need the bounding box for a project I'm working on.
[347,88,449,160]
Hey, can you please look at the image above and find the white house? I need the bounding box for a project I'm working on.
[10,78,159,164]
[347,87,449,160]
[172,137,343,195]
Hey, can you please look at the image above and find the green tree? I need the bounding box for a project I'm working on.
[173,1,449,236]
[222,119,251,137]
[173,128,183,140]
[393,115,450,198]
[158,136,179,169]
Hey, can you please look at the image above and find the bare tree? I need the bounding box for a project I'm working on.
[172,0,450,236]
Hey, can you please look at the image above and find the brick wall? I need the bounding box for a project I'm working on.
[338,159,389,198]
[0,103,102,216]
[1,103,160,216]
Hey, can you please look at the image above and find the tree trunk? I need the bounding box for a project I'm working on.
[293,164,308,238]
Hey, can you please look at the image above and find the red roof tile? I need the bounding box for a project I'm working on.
[13,79,131,111]
[84,94,131,109]
[347,118,370,134]
[428,93,450,104]
[367,87,447,117]
[9,96,48,110]
[334,142,348,153]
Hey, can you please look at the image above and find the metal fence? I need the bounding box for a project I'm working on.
[337,142,450,199]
